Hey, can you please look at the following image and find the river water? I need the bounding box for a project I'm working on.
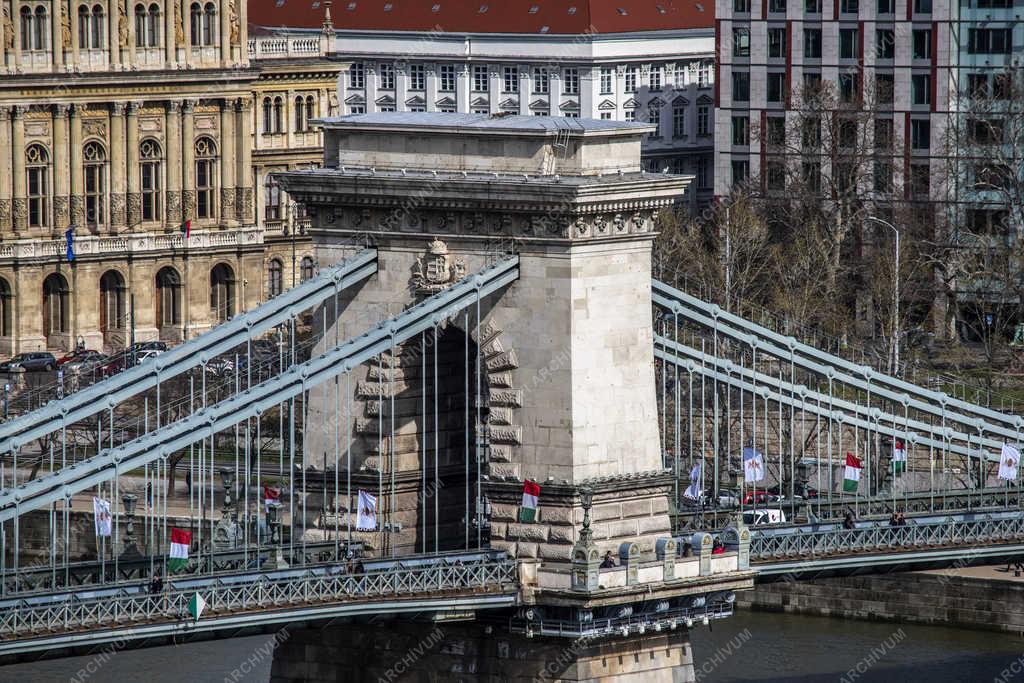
[3,610,1023,682]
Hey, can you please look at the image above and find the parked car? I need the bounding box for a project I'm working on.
[6,352,58,372]
[57,349,103,368]
[63,351,107,374]
[742,508,788,526]
[742,488,782,506]
[767,483,819,501]
[129,341,167,356]
[98,353,130,377]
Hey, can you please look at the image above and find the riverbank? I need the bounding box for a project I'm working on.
[737,564,1024,635]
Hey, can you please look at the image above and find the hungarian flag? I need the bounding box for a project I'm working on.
[263,484,280,512]
[187,592,206,621]
[520,480,541,522]
[843,453,862,493]
[168,527,191,572]
[892,439,907,474]
[999,444,1020,481]
[179,219,191,239]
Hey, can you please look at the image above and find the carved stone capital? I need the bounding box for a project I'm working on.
[53,104,71,118]
[53,195,70,228]
[181,99,196,114]
[167,100,182,114]
[11,105,27,120]
[234,98,252,113]
[126,101,143,116]
[111,102,127,117]
[0,106,10,122]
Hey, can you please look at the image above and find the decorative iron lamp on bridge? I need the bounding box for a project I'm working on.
[571,485,599,592]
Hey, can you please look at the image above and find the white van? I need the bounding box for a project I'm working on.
[742,508,787,525]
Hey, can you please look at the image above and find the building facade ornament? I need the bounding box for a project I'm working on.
[410,238,466,295]
[2,8,13,50]
[119,4,129,47]
[174,3,184,45]
[62,12,71,48]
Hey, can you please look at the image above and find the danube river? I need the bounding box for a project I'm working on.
[4,610,1023,682]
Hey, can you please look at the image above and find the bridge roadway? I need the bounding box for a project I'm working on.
[0,549,518,662]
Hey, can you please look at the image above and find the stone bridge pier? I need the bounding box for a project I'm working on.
[276,113,749,682]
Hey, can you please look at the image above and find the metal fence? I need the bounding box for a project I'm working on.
[750,515,1024,561]
[0,556,518,639]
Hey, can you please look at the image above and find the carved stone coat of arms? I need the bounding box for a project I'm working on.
[411,239,467,294]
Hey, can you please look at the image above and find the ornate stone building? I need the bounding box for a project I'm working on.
[0,0,336,355]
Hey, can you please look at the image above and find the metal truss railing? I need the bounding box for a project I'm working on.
[809,486,1024,518]
[0,249,378,453]
[0,555,518,640]
[653,336,999,463]
[0,256,519,522]
[652,279,1023,442]
[749,514,1024,561]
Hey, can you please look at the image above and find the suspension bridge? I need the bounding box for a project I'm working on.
[0,113,1019,681]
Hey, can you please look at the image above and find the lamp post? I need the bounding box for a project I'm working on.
[867,215,900,375]
[120,492,141,559]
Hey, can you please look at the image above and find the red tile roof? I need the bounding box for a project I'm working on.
[249,0,712,34]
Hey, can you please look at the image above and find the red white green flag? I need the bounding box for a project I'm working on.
[520,480,541,522]
[892,439,907,474]
[263,484,280,512]
[168,527,191,572]
[843,453,862,493]
[179,219,191,239]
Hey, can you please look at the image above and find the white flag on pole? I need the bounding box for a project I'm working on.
[742,447,765,483]
[92,496,112,537]
[356,490,378,530]
[999,444,1020,481]
[684,463,702,500]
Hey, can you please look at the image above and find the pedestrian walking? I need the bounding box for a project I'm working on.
[185,469,192,495]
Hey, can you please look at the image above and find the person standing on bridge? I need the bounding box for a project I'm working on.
[185,468,192,496]
[843,512,855,530]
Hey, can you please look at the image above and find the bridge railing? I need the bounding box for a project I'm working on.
[0,556,518,639]
[749,515,1024,561]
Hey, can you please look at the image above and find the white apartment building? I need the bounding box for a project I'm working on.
[249,0,716,209]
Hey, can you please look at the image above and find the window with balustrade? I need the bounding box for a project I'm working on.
[140,139,162,222]
[26,144,49,228]
[195,137,217,219]
[300,256,315,282]
[135,3,160,47]
[264,175,281,221]
[78,4,105,50]
[83,141,107,227]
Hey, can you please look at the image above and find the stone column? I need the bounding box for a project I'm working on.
[125,101,140,227]
[237,0,245,65]
[285,89,294,148]
[164,100,181,227]
[180,98,195,221]
[69,104,84,226]
[52,104,70,229]
[219,98,235,225]
[11,105,27,234]
[108,0,120,67]
[219,0,230,66]
[70,0,79,63]
[11,0,22,68]
[164,0,175,66]
[0,107,12,228]
[456,64,469,113]
[234,98,252,224]
[51,0,63,69]
[109,102,126,229]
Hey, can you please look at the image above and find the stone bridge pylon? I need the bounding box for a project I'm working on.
[280,113,690,562]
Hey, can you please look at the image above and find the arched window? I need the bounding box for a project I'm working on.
[26,144,49,228]
[140,139,162,221]
[300,256,315,282]
[194,136,217,219]
[0,278,12,338]
[273,97,283,133]
[99,270,126,332]
[135,3,158,46]
[90,4,104,49]
[42,273,70,338]
[262,97,273,134]
[294,96,306,132]
[33,6,47,49]
[155,267,181,328]
[264,174,280,221]
[210,263,235,322]
[189,2,201,44]
[20,7,33,48]
[267,259,283,299]
[202,2,216,45]
[83,141,106,226]
[305,95,316,124]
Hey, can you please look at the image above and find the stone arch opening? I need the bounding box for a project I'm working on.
[209,262,235,323]
[42,272,70,349]
[99,269,127,351]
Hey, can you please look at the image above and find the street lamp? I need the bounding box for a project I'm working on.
[866,215,900,376]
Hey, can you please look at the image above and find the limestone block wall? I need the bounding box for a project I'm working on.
[270,620,695,683]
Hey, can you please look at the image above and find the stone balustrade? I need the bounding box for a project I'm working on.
[248,35,327,60]
[0,228,263,262]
